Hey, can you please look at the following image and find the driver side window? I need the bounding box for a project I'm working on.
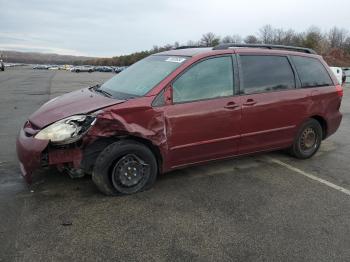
[172,56,234,103]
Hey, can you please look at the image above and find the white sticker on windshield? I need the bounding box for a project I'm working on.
[165,57,186,63]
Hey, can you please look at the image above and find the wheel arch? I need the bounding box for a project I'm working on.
[81,135,163,175]
[310,115,327,139]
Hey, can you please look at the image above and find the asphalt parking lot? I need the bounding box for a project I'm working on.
[0,66,350,262]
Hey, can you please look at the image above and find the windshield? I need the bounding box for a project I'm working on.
[100,55,188,99]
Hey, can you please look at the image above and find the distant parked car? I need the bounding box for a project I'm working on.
[70,66,94,73]
[0,60,4,71]
[33,65,50,70]
[330,67,343,85]
[343,68,350,83]
[114,66,127,73]
[95,66,113,72]
[62,65,73,71]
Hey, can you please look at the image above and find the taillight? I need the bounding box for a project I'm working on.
[335,85,343,97]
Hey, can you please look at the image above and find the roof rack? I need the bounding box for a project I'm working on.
[175,45,207,50]
[212,43,317,54]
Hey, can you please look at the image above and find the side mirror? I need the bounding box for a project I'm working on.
[164,85,173,105]
[152,85,173,107]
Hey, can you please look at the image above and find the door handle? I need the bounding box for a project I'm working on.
[243,99,257,106]
[224,102,239,109]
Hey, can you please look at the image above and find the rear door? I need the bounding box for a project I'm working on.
[238,54,309,154]
[161,55,242,168]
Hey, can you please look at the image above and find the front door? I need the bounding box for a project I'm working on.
[162,55,242,168]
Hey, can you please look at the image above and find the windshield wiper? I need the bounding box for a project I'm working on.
[92,85,113,98]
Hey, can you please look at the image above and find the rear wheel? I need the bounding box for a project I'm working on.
[289,119,322,159]
[92,140,158,196]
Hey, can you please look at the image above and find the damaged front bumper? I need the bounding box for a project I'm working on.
[16,128,49,183]
[16,128,83,183]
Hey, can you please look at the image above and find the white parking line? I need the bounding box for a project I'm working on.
[267,157,350,196]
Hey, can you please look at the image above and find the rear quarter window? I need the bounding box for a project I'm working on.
[291,56,333,87]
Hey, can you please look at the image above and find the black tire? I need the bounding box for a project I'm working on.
[92,140,158,196]
[289,118,322,159]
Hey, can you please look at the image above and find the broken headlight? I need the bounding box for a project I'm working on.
[35,115,96,144]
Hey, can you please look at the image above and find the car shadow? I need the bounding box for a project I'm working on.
[26,150,290,198]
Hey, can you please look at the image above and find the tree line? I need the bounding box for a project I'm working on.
[0,50,94,65]
[81,25,350,67]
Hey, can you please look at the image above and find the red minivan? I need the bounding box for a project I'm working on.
[16,44,343,195]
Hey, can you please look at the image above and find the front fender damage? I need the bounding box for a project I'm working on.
[26,103,169,180]
[79,105,169,174]
[20,96,170,182]
[88,108,167,144]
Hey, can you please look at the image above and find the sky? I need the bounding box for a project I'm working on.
[0,0,349,57]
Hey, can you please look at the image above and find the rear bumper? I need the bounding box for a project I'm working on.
[16,129,49,183]
[326,111,342,138]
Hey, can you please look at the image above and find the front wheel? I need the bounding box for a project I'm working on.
[289,119,322,159]
[92,140,158,196]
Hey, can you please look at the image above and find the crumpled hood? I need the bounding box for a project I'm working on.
[29,88,125,128]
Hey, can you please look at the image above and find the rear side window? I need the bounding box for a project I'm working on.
[240,55,295,94]
[172,56,234,103]
[291,56,333,88]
